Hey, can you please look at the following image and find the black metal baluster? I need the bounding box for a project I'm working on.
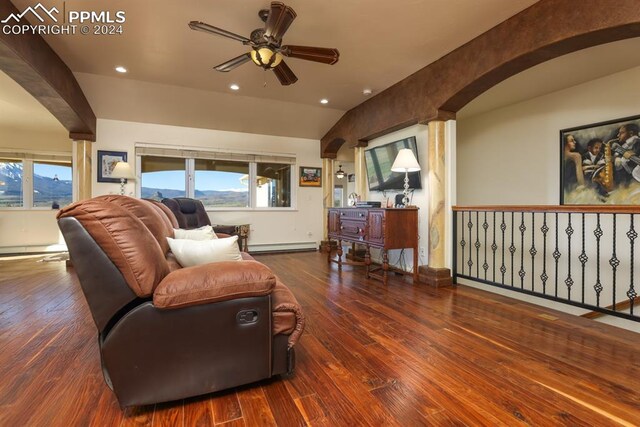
[565,213,574,301]
[594,214,603,307]
[510,212,516,286]
[468,212,473,276]
[530,213,537,291]
[519,212,526,289]
[579,213,588,304]
[460,211,466,276]
[483,212,489,280]
[492,211,497,282]
[475,211,481,278]
[610,214,619,311]
[500,212,506,284]
[453,211,458,283]
[553,213,561,297]
[627,214,637,315]
[541,213,549,295]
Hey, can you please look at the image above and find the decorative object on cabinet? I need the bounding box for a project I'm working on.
[390,148,421,207]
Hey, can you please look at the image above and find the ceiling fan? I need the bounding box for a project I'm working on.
[188,2,339,86]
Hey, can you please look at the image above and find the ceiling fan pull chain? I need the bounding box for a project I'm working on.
[264,70,267,88]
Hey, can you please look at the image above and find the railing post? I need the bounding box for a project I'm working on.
[452,210,458,285]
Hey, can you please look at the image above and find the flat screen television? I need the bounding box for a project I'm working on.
[364,136,421,191]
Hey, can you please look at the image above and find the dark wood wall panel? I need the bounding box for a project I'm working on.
[321,0,640,158]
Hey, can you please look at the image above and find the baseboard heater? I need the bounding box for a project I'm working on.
[248,241,317,254]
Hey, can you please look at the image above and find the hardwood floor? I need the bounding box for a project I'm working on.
[1,251,639,426]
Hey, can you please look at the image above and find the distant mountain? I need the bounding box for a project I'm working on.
[141,187,248,206]
[0,162,72,200]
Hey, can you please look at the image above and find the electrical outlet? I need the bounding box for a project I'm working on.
[419,247,426,258]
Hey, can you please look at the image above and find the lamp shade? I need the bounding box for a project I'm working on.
[390,149,420,172]
[111,161,136,180]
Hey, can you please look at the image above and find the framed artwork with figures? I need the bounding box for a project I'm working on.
[560,114,640,205]
[97,150,128,183]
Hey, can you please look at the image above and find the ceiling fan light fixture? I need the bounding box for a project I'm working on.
[250,47,283,69]
[336,164,345,179]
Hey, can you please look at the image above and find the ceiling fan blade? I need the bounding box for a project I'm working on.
[273,61,298,86]
[189,21,251,44]
[214,53,252,72]
[264,2,297,43]
[281,45,340,65]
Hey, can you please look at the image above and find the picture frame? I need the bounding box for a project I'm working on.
[97,150,128,183]
[560,114,640,205]
[299,166,322,187]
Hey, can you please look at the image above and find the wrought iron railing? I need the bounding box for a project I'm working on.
[452,206,639,322]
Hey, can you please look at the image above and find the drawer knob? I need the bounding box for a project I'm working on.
[340,226,344,230]
[359,213,364,217]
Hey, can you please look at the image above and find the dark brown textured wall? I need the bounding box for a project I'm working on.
[321,0,640,158]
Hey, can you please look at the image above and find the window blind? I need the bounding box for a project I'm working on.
[0,152,72,163]
[135,147,295,165]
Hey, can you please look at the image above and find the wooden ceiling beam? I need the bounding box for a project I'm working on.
[0,0,96,141]
[321,0,640,158]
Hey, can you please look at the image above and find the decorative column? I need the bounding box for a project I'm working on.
[419,120,452,287]
[353,146,368,198]
[73,140,92,201]
[319,158,335,252]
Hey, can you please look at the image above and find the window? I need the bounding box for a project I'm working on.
[195,159,249,208]
[256,163,291,208]
[140,156,186,201]
[0,159,23,208]
[333,186,344,207]
[136,147,295,209]
[33,161,72,208]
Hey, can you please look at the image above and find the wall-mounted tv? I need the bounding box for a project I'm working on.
[365,136,421,191]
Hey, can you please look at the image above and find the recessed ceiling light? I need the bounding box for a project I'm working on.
[229,84,240,91]
[363,88,372,96]
[320,99,329,104]
[115,66,127,73]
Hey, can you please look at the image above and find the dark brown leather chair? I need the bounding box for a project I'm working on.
[160,197,239,244]
[57,195,303,407]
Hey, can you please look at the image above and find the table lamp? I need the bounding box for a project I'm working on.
[390,148,421,206]
[111,161,136,195]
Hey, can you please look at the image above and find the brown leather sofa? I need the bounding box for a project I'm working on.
[57,195,304,407]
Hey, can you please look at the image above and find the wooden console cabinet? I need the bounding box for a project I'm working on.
[327,207,419,284]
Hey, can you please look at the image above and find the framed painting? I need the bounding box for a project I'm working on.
[560,115,640,205]
[299,166,322,187]
[97,150,128,183]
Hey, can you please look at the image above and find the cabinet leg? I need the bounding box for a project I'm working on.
[382,251,389,285]
[337,240,343,270]
[327,239,332,263]
[365,245,371,278]
[413,246,419,283]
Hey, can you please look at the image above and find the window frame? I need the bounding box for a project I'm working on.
[0,155,73,211]
[136,151,297,211]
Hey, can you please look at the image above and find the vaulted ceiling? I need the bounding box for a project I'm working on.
[4,0,640,141]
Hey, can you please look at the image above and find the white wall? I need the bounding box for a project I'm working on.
[93,119,324,251]
[0,128,71,253]
[457,65,640,204]
[364,124,430,270]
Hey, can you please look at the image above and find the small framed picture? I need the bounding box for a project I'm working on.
[97,150,128,183]
[299,166,322,187]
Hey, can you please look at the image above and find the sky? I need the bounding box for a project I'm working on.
[141,170,248,192]
[34,163,72,181]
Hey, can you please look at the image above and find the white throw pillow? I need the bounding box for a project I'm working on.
[173,225,218,240]
[167,236,242,267]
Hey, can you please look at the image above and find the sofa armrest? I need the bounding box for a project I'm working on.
[153,261,276,309]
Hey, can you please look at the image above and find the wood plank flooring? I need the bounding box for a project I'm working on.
[1,251,639,426]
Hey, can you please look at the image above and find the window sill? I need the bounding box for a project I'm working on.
[204,207,298,213]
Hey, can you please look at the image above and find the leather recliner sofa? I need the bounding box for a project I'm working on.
[57,195,304,407]
[160,197,237,236]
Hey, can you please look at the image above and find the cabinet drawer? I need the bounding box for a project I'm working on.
[338,209,368,220]
[339,219,367,241]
